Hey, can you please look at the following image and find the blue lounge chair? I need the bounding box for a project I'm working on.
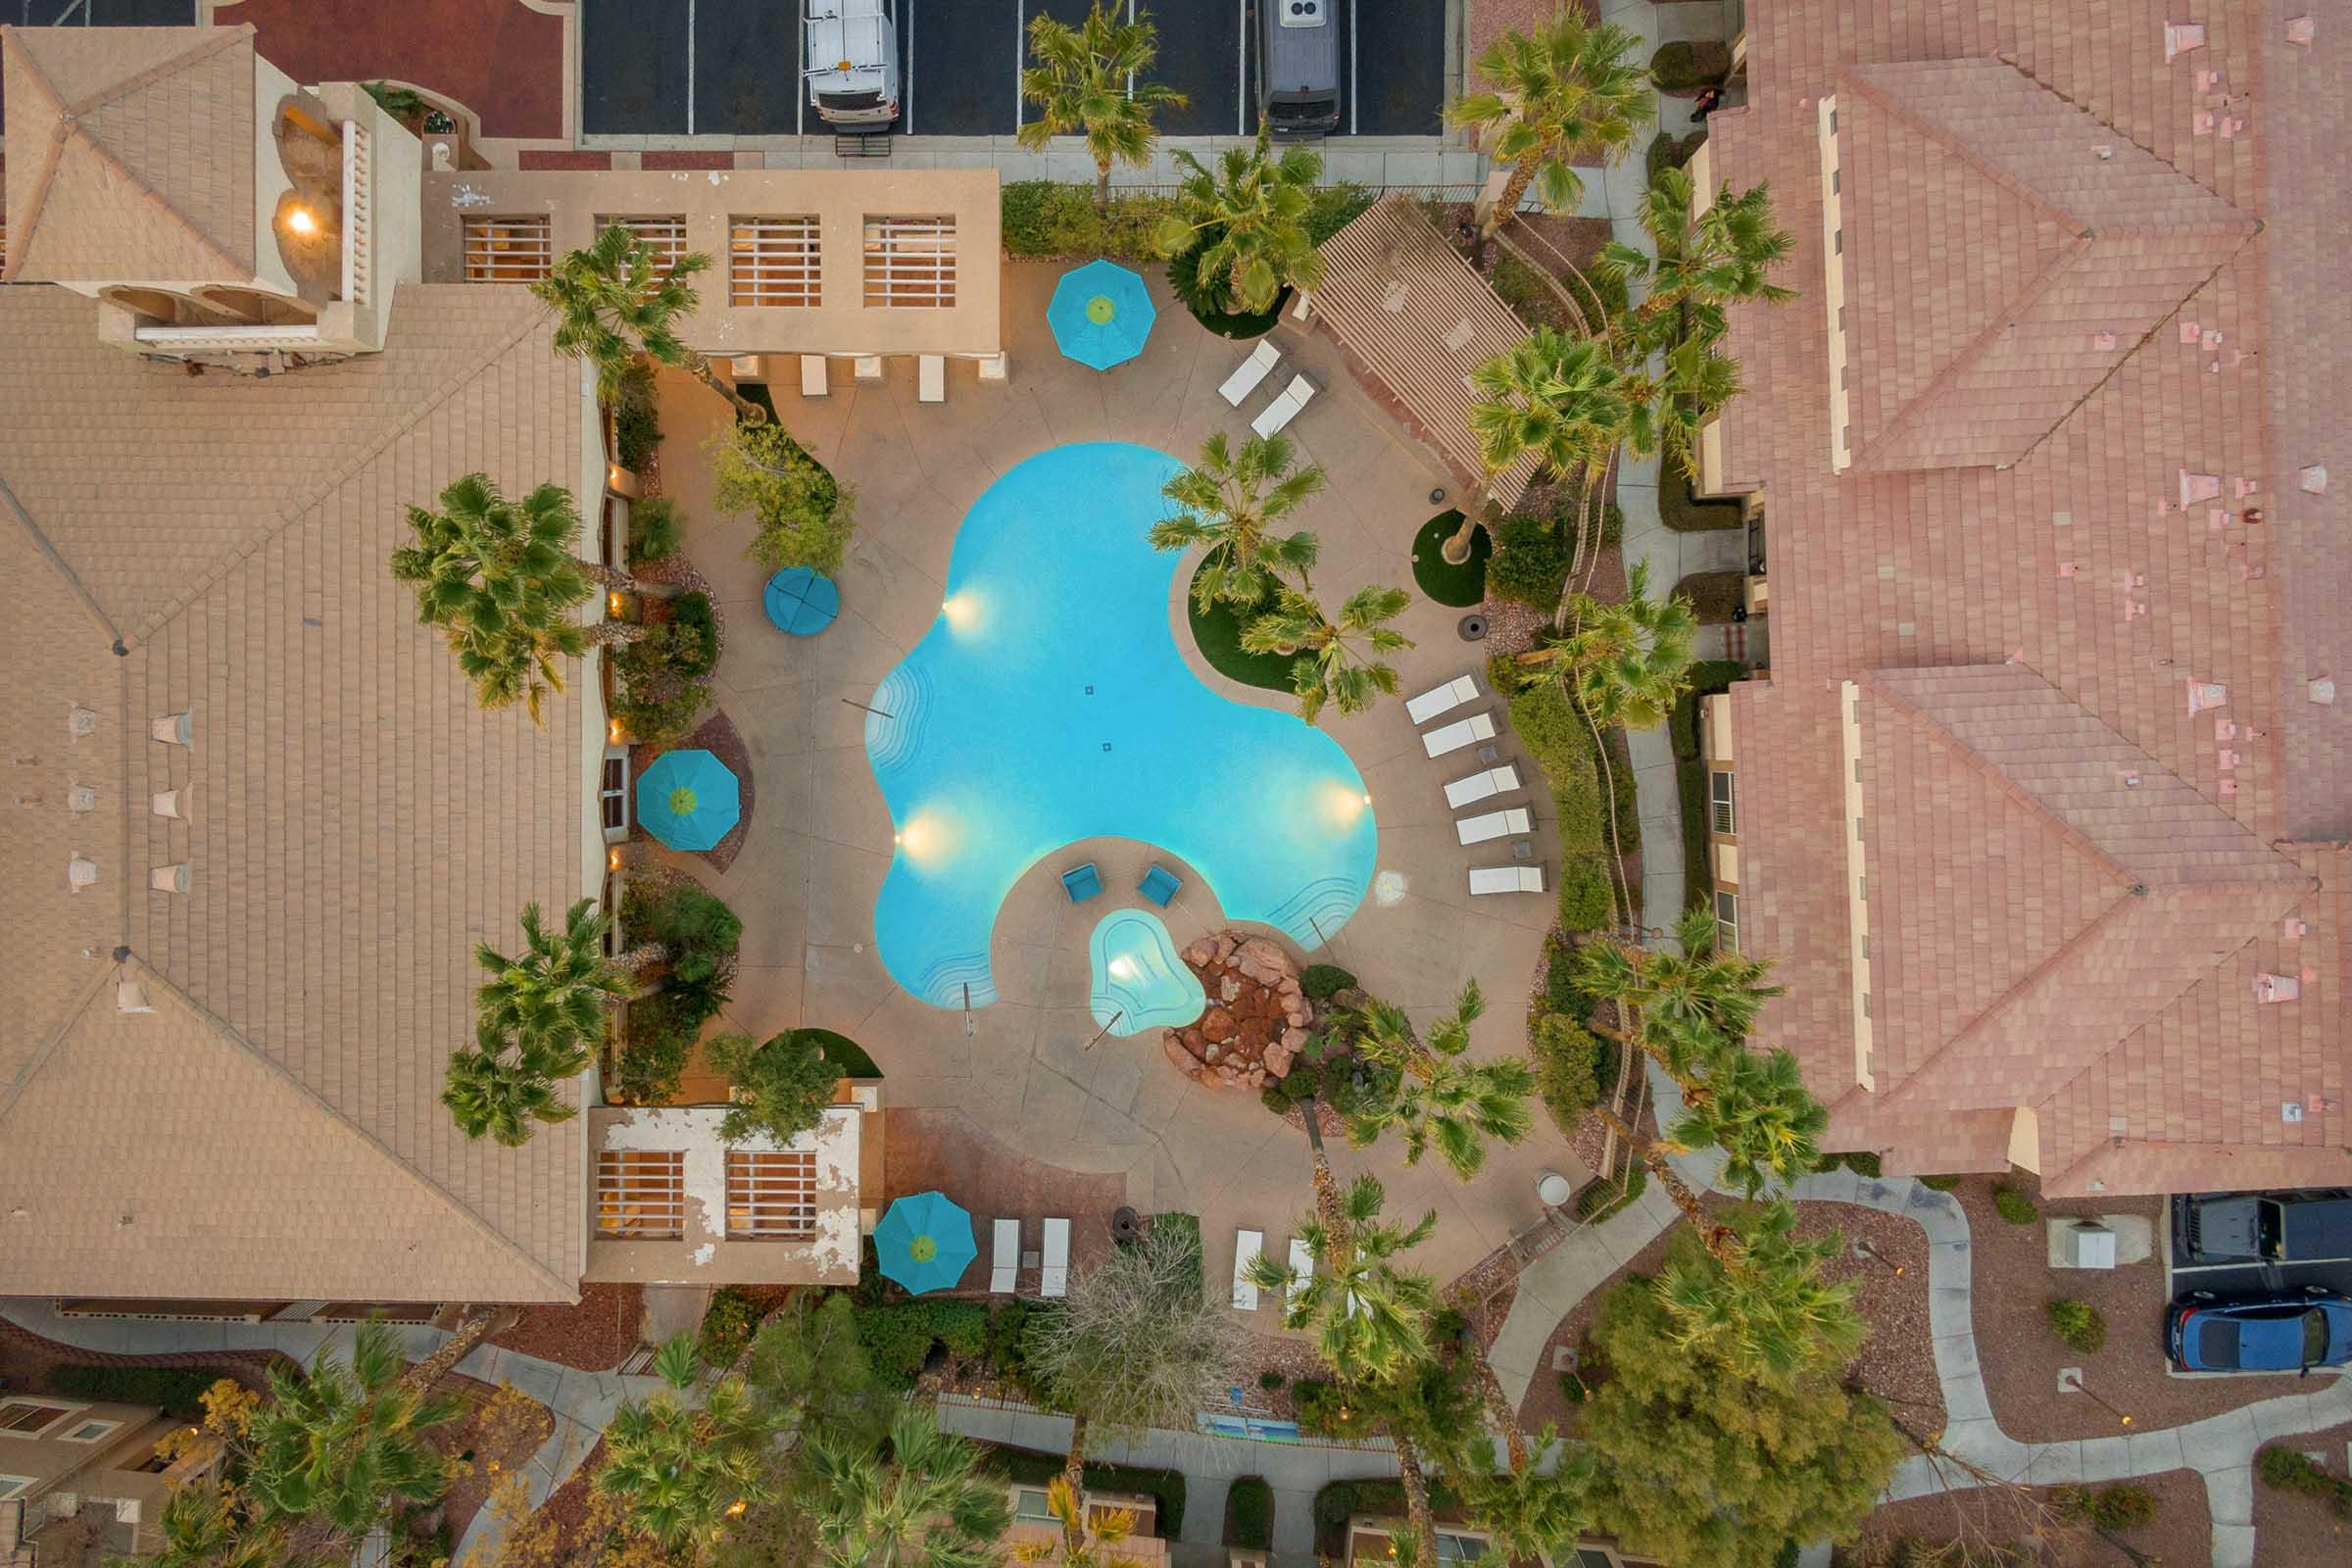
[1139,863,1182,906]
[1061,862,1102,903]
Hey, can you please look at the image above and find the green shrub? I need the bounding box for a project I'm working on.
[852,1300,990,1388]
[1169,240,1288,337]
[2056,1483,2155,1531]
[1918,1174,1962,1192]
[666,591,717,675]
[1575,1163,1647,1222]
[1668,659,1748,762]
[1651,39,1732,91]
[1992,1182,2039,1225]
[1304,182,1375,246]
[986,1298,1044,1393]
[984,1446,1187,1537]
[1260,1080,1298,1115]
[1542,932,1592,1022]
[627,496,681,565]
[1488,514,1575,609]
[1000,181,1172,260]
[614,878,742,1101]
[1559,1370,1588,1403]
[1675,569,1745,625]
[1812,1151,1881,1177]
[1257,1369,1286,1391]
[47,1364,237,1415]
[1508,677,1608,864]
[707,420,857,575]
[1300,964,1357,1001]
[1599,501,1625,549]
[2257,1446,2352,1518]
[707,1029,840,1144]
[1293,1377,1377,1440]
[1227,1476,1275,1549]
[1530,1008,1605,1129]
[613,360,661,473]
[1558,854,1614,932]
[610,674,710,749]
[1311,1478,1460,1535]
[2045,1298,2106,1355]
[699,1287,761,1369]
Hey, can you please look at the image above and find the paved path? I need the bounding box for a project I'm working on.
[0,1302,663,1565]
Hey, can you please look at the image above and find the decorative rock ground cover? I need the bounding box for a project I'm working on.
[1161,932,1315,1089]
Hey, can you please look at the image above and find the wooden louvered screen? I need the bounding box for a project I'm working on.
[725,1151,817,1240]
[596,1151,685,1238]
[861,215,955,308]
[599,215,688,275]
[463,215,553,281]
[730,216,821,307]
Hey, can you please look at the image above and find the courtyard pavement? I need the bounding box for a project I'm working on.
[646,258,1592,1317]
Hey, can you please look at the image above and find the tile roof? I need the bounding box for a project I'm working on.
[1714,1,2352,1196]
[1836,58,2258,473]
[0,283,592,1301]
[0,25,257,285]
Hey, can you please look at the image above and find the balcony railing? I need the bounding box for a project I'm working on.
[340,118,373,307]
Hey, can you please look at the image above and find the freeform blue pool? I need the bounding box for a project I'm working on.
[863,442,1378,1008]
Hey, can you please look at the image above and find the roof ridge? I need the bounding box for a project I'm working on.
[51,118,250,291]
[113,955,577,1301]
[0,963,117,1127]
[1838,61,2087,233]
[0,466,123,649]
[0,122,70,285]
[124,296,564,649]
[57,23,251,119]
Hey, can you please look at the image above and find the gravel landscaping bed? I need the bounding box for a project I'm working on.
[1949,1173,2295,1441]
[426,1373,556,1545]
[2252,1417,2352,1562]
[1841,1466,2206,1568]
[489,1283,644,1371]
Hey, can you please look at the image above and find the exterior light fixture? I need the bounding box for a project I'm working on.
[608,592,625,614]
[608,719,624,743]
[284,205,318,236]
[607,847,621,872]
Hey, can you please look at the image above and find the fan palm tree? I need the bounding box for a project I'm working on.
[1342,981,1536,1180]
[531,220,764,424]
[1447,13,1653,239]
[1005,1478,1151,1567]
[1617,327,1745,485]
[1654,1199,1865,1381]
[1448,1435,1592,1561]
[1602,167,1795,345]
[1149,430,1325,611]
[1575,903,1785,1079]
[243,1319,462,1545]
[1670,1046,1827,1201]
[1247,1173,1437,1385]
[1154,125,1327,315]
[1017,2,1187,215]
[148,1483,297,1568]
[1512,559,1696,728]
[803,1402,1008,1568]
[598,1335,784,1562]
[1448,328,1638,564]
[441,1027,582,1147]
[476,898,633,1055]
[1242,584,1414,724]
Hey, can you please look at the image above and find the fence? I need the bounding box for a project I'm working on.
[932,1391,1395,1454]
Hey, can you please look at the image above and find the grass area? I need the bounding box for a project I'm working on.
[1674,569,1745,624]
[1670,660,1748,914]
[806,1028,882,1080]
[1659,477,1744,532]
[1190,567,1295,693]
[1411,512,1489,607]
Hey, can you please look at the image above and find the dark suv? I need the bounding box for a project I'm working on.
[2178,1191,2352,1265]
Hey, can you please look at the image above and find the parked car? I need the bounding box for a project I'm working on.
[2178,1190,2352,1264]
[2168,1288,2352,1373]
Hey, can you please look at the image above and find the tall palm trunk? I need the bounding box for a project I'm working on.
[1477,159,1540,240]
[1440,493,1497,566]
[1392,1434,1440,1564]
[1474,1354,1531,1472]
[1592,1104,1741,1268]
[680,350,766,426]
[402,1307,508,1395]
[1061,1411,1091,1554]
[1095,157,1113,216]
[587,620,650,647]
[577,559,684,602]
[1299,1099,1348,1252]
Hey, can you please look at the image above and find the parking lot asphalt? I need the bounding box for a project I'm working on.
[583,0,1447,139]
[2165,1194,2352,1304]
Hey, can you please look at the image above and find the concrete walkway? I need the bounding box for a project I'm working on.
[0,1301,663,1565]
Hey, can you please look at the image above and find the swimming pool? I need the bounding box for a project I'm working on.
[864,442,1378,1008]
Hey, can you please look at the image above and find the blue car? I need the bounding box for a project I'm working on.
[2169,1288,2352,1373]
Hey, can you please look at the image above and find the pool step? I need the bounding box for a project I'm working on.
[1262,874,1366,952]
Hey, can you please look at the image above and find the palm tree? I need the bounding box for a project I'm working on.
[598,1335,784,1562]
[1512,560,1696,728]
[1342,981,1535,1180]
[148,1484,297,1568]
[391,474,595,723]
[1448,328,1638,564]
[1149,430,1325,611]
[532,220,765,424]
[1447,13,1653,239]
[1017,2,1187,215]
[1621,328,1745,486]
[1247,1173,1437,1386]
[1449,1435,1592,1561]
[1669,1046,1827,1201]
[441,1027,581,1147]
[1602,167,1795,345]
[803,1402,1008,1568]
[243,1319,462,1547]
[1005,1478,1151,1568]
[476,898,632,1055]
[1575,903,1784,1079]
[1654,1199,1865,1381]
[1242,584,1414,724]
[1155,125,1327,315]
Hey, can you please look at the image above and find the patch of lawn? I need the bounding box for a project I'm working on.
[1411,512,1489,607]
[1658,477,1744,532]
[1189,567,1296,693]
[806,1028,882,1080]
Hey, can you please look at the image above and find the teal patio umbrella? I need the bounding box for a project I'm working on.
[635,748,741,851]
[1048,259,1155,370]
[872,1191,976,1295]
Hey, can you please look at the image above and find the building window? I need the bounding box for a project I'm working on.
[1831,168,1840,194]
[601,746,630,840]
[1833,227,1843,255]
[0,1402,73,1438]
[462,216,553,282]
[1715,890,1740,953]
[1709,769,1736,836]
[1432,1530,1491,1563]
[730,216,821,307]
[596,214,688,274]
[596,1151,685,1239]
[0,1476,32,1501]
[726,1151,818,1240]
[863,216,956,308]
[61,1419,119,1445]
[1012,1487,1055,1524]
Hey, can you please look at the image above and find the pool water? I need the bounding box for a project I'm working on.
[864,442,1377,1007]
[1088,908,1206,1036]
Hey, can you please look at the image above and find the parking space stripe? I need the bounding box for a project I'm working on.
[1349,1,1357,135]
[1236,0,1245,133]
[686,0,697,135]
[907,0,916,132]
[797,6,805,135]
[1014,0,1025,127]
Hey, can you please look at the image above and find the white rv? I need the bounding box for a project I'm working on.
[805,0,901,131]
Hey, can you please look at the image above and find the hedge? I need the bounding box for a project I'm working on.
[1658,478,1744,532]
[1505,676,1618,932]
[1311,1478,1459,1534]
[1651,39,1732,92]
[1674,569,1744,625]
[852,1299,990,1387]
[1001,181,1172,261]
[1301,964,1358,1001]
[1531,1008,1606,1131]
[1227,1476,1275,1549]
[2257,1445,2352,1518]
[48,1363,238,1415]
[986,1445,1188,1537]
[1670,659,1748,911]
[1575,1162,1648,1221]
[1487,514,1573,609]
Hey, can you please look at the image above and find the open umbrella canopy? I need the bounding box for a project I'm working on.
[763,566,841,636]
[635,748,741,851]
[1048,259,1156,370]
[872,1191,977,1295]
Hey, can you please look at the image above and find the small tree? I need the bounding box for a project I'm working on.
[802,1401,1008,1568]
[475,898,631,1056]
[1653,1200,1865,1381]
[1448,13,1654,239]
[1513,559,1697,728]
[1241,584,1414,724]
[706,421,859,575]
[597,1336,786,1562]
[1154,125,1328,315]
[1450,328,1638,564]
[442,1025,584,1147]
[1343,981,1536,1180]
[532,220,766,424]
[1149,430,1324,611]
[707,1029,843,1144]
[1017,1,1187,215]
[1247,1174,1438,1386]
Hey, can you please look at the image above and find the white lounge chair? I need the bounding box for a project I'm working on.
[1405,674,1480,725]
[1457,807,1533,846]
[1470,864,1547,896]
[1232,1229,1265,1310]
[1285,1236,1314,1308]
[1423,711,1497,759]
[918,354,946,404]
[1250,373,1317,439]
[800,354,829,398]
[990,1218,1020,1294]
[1040,1217,1070,1298]
[1445,764,1521,809]
[1219,340,1282,407]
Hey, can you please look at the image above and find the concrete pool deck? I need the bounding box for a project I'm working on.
[645,259,1588,1303]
